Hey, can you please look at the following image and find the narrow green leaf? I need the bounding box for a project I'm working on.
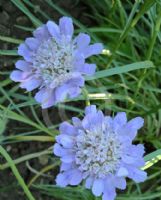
[0,105,54,136]
[86,61,154,80]
[11,0,42,27]
[106,0,156,67]
[0,145,36,200]
[142,149,161,170]
[0,148,52,170]
[75,27,122,34]
[14,25,34,32]
[144,149,161,161]
[0,36,23,44]
[34,185,94,200]
[23,0,50,20]
[0,50,18,56]
[0,117,7,138]
[132,0,157,27]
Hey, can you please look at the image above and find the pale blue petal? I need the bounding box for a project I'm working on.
[33,25,50,40]
[60,163,72,172]
[114,177,126,190]
[85,105,97,115]
[18,43,32,62]
[82,110,104,130]
[55,84,68,102]
[85,177,94,189]
[129,144,145,157]
[75,33,90,49]
[69,169,83,185]
[56,134,74,148]
[25,37,40,51]
[119,122,141,141]
[68,87,81,98]
[66,74,84,87]
[61,154,75,163]
[122,155,136,164]
[127,167,147,183]
[92,179,104,197]
[59,122,77,135]
[72,117,82,127]
[102,187,116,200]
[113,112,127,131]
[35,88,56,109]
[56,173,68,187]
[10,70,24,82]
[46,20,60,41]
[125,144,145,167]
[117,167,129,177]
[20,78,42,91]
[77,63,96,75]
[53,143,67,157]
[102,176,116,200]
[73,55,85,69]
[15,60,31,71]
[84,43,103,58]
[59,17,73,40]
[127,117,144,131]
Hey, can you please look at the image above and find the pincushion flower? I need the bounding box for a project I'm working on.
[10,17,103,108]
[54,105,147,200]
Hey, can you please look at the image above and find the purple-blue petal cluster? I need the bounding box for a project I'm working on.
[10,17,103,108]
[54,105,147,200]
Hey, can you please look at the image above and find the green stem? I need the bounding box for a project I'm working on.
[106,0,156,68]
[0,145,35,200]
[106,1,140,68]
[142,149,161,170]
[146,5,161,59]
[0,148,52,170]
[0,104,54,136]
[128,3,161,112]
[82,88,90,106]
[95,197,101,200]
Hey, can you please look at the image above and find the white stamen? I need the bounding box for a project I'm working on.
[33,37,74,88]
[75,125,122,178]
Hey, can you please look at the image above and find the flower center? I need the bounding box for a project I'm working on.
[75,129,122,178]
[33,37,74,88]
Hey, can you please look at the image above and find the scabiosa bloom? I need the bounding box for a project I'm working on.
[54,105,147,200]
[10,17,103,108]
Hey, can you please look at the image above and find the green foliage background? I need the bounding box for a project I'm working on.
[0,0,161,199]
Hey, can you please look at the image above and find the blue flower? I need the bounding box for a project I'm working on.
[54,105,147,200]
[10,17,103,108]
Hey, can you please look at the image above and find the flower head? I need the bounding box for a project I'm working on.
[54,105,147,200]
[10,17,103,108]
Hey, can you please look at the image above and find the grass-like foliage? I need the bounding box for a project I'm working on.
[0,0,161,200]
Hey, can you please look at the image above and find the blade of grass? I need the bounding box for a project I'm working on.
[106,0,156,68]
[130,4,161,113]
[28,162,60,187]
[86,61,154,80]
[0,86,25,117]
[0,145,36,200]
[0,50,18,56]
[0,148,52,170]
[11,0,42,27]
[7,135,54,142]
[142,149,161,170]
[23,0,50,20]
[14,24,34,32]
[0,36,23,44]
[0,105,54,136]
